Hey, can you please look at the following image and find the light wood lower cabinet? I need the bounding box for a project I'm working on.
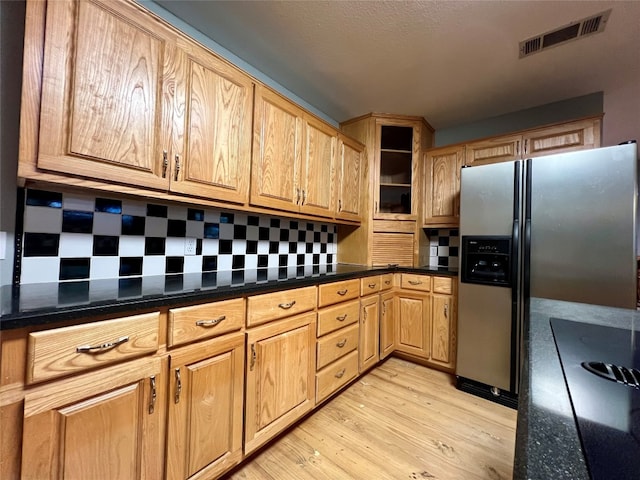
[380,291,396,359]
[359,294,380,372]
[396,291,431,359]
[430,293,456,370]
[244,312,316,455]
[21,356,166,479]
[166,333,244,480]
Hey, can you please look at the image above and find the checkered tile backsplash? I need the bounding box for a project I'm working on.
[426,229,459,268]
[19,189,337,284]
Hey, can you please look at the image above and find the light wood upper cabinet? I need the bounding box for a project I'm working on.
[464,134,522,167]
[250,85,304,213]
[299,115,336,217]
[336,135,364,221]
[166,333,244,480]
[244,312,316,455]
[21,356,165,479]
[169,42,253,203]
[359,294,380,372]
[37,0,174,190]
[522,117,601,158]
[424,145,463,227]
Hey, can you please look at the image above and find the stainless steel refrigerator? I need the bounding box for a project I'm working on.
[456,143,638,407]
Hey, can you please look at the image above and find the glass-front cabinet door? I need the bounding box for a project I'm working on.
[374,120,419,219]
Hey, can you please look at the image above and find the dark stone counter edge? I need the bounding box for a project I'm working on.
[0,265,458,330]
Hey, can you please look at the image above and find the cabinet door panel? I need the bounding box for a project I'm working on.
[359,295,379,372]
[380,292,396,359]
[250,86,302,212]
[523,118,601,157]
[38,0,171,189]
[171,50,253,203]
[397,294,430,358]
[465,135,522,166]
[300,117,335,217]
[336,138,363,221]
[424,146,462,226]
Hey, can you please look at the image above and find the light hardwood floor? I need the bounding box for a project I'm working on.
[227,357,517,480]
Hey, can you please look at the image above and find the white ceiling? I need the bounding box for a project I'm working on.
[155,0,640,130]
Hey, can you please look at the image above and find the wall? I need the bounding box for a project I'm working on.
[434,92,604,147]
[0,0,25,286]
[18,188,337,285]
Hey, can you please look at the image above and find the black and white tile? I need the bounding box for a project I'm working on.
[20,189,337,284]
[426,228,459,268]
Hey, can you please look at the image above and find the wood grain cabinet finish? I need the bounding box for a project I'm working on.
[380,273,394,290]
[246,285,317,327]
[361,275,382,295]
[396,292,431,359]
[336,135,364,221]
[166,333,244,480]
[424,145,463,226]
[359,294,380,372]
[464,134,522,167]
[21,356,166,480]
[315,350,359,404]
[168,298,244,347]
[244,312,316,455]
[27,312,160,384]
[400,273,431,292]
[380,291,396,359]
[522,117,601,158]
[316,323,359,370]
[317,299,360,336]
[430,293,456,369]
[318,279,360,308]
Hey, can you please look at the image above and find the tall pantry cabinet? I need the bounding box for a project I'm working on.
[338,114,435,267]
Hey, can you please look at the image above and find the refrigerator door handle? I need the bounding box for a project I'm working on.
[510,160,521,393]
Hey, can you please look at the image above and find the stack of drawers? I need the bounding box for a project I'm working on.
[315,279,361,403]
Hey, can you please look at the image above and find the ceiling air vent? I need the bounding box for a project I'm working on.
[519,9,611,58]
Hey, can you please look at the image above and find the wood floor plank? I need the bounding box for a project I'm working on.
[226,358,517,480]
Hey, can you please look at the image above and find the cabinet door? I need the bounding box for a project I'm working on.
[523,117,601,158]
[245,312,316,454]
[299,115,336,217]
[359,295,380,372]
[336,136,363,221]
[380,291,396,359]
[424,146,463,226]
[166,333,244,480]
[170,43,253,204]
[396,292,431,358]
[21,357,165,479]
[465,134,522,166]
[38,0,173,190]
[250,85,303,213]
[430,294,456,370]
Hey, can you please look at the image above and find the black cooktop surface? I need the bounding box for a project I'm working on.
[551,317,640,480]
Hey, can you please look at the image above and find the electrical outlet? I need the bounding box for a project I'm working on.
[184,237,197,256]
[429,246,438,256]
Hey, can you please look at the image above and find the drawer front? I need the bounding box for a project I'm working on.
[317,299,359,337]
[318,279,360,307]
[316,350,359,403]
[316,324,359,370]
[401,274,431,292]
[360,276,381,295]
[247,286,317,327]
[380,273,394,291]
[27,312,160,384]
[168,298,245,347]
[432,276,453,294]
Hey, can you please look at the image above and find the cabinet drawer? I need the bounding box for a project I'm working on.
[432,276,454,295]
[401,274,431,292]
[316,350,359,403]
[318,279,360,307]
[380,273,394,291]
[317,299,359,336]
[316,324,359,370]
[360,275,381,295]
[168,298,245,347]
[247,286,317,327]
[27,312,160,384]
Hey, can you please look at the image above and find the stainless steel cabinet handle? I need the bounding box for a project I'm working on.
[76,336,129,353]
[408,280,422,285]
[337,289,348,296]
[174,155,181,181]
[336,314,347,321]
[148,376,156,414]
[336,339,347,348]
[162,150,168,178]
[174,368,182,404]
[196,315,226,327]
[250,344,256,371]
[278,300,296,309]
[335,368,346,379]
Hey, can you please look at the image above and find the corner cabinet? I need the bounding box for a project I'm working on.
[33,0,253,203]
[250,85,336,219]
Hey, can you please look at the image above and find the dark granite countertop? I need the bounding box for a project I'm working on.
[0,264,457,330]
[515,298,640,479]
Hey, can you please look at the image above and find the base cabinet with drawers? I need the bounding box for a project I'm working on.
[0,271,457,479]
